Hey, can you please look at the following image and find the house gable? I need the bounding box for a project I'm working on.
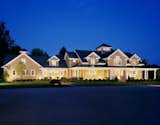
[107,49,129,66]
[2,52,42,68]
[85,52,101,59]
[48,55,60,67]
[129,54,142,66]
[130,54,141,62]
[2,51,43,81]
[48,55,60,61]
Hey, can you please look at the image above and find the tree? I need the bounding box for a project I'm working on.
[31,48,49,57]
[0,21,24,76]
[141,58,148,67]
[58,46,66,57]
[157,69,160,80]
[15,61,26,79]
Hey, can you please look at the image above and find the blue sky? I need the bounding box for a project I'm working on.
[1,0,160,64]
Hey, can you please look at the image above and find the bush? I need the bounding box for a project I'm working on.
[1,71,9,82]
[50,79,61,86]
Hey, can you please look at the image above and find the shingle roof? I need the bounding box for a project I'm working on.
[96,43,112,49]
[95,50,115,58]
[31,55,67,68]
[75,49,115,62]
[3,54,68,68]
[3,54,17,65]
[31,56,49,67]
[124,52,133,58]
[67,51,78,58]
[75,50,93,62]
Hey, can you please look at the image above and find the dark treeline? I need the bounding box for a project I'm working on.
[0,21,49,76]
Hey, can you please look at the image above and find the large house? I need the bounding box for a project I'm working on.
[1,43,158,82]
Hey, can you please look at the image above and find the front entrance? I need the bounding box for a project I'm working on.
[148,71,154,79]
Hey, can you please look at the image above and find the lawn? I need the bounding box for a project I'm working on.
[0,80,160,88]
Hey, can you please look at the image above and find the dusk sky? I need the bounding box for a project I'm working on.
[1,0,160,65]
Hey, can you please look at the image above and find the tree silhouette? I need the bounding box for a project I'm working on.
[0,21,24,76]
[31,48,49,57]
[59,46,66,57]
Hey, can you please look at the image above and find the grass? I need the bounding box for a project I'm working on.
[0,80,160,88]
[0,81,53,89]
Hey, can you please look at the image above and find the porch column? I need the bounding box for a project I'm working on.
[126,70,128,80]
[110,69,114,80]
[154,70,157,80]
[144,70,148,80]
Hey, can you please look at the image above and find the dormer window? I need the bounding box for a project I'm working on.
[114,56,122,66]
[90,57,96,65]
[51,60,59,66]
[48,55,60,67]
[85,52,100,66]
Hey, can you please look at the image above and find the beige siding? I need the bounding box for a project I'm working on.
[129,56,140,66]
[108,51,127,66]
[5,54,42,81]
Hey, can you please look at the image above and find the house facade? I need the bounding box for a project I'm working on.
[2,44,158,82]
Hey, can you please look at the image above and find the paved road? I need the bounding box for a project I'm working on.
[0,86,160,125]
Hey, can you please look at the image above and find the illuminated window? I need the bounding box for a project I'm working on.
[90,57,96,65]
[72,59,76,63]
[51,60,58,66]
[114,56,122,66]
[13,70,16,76]
[31,70,35,76]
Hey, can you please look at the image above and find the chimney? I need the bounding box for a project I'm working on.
[19,51,28,54]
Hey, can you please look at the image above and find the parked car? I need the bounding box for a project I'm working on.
[50,79,61,86]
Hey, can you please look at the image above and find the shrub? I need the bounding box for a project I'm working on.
[1,71,9,82]
[50,79,61,86]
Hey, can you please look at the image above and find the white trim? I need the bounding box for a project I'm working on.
[2,52,42,68]
[85,52,100,59]
[107,49,129,60]
[48,55,60,61]
[70,67,159,71]
[68,58,79,60]
[64,52,68,60]
[130,54,141,62]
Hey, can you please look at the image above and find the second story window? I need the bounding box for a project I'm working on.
[51,60,59,66]
[13,70,16,76]
[114,56,122,66]
[90,57,96,65]
[31,70,35,76]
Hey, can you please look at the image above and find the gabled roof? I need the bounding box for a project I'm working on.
[106,49,129,59]
[48,55,60,61]
[2,52,42,68]
[96,50,115,59]
[75,49,114,62]
[75,50,93,62]
[130,54,141,61]
[2,53,68,68]
[67,51,78,58]
[96,43,112,49]
[85,52,101,59]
